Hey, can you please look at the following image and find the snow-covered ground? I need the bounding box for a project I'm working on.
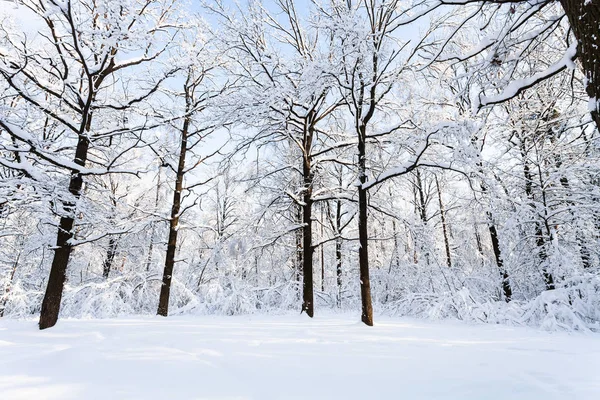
[0,314,599,400]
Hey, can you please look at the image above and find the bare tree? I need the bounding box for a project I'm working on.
[0,0,179,329]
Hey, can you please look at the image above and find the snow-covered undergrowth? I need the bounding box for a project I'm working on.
[0,315,599,400]
[387,275,600,332]
[4,273,600,333]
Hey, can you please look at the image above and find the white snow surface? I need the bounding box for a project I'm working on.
[1,314,599,400]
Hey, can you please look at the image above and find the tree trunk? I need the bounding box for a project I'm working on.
[391,219,401,272]
[335,199,343,308]
[295,205,303,298]
[487,219,512,301]
[320,207,325,293]
[478,174,512,301]
[472,137,512,301]
[435,175,452,268]
[414,170,430,265]
[560,0,600,130]
[474,225,484,256]
[102,236,118,279]
[301,153,314,317]
[358,124,373,326]
[0,244,21,318]
[145,169,162,272]
[157,117,190,317]
[519,135,555,290]
[39,134,90,330]
[415,170,427,223]
[550,129,592,270]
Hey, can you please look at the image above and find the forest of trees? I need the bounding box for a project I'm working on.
[0,0,599,331]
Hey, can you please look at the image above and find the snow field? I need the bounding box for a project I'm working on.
[0,314,599,399]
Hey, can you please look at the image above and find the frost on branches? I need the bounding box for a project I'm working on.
[0,0,599,332]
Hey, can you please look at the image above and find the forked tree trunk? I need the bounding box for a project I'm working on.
[414,170,430,265]
[157,116,190,316]
[38,54,115,329]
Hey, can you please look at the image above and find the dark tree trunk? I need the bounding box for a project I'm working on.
[560,0,600,130]
[320,207,325,293]
[487,219,512,301]
[415,170,427,224]
[295,205,303,289]
[301,123,315,317]
[414,169,430,265]
[157,117,190,317]
[39,134,90,330]
[478,168,512,301]
[391,219,401,272]
[435,176,452,268]
[474,225,484,256]
[358,124,373,326]
[335,199,343,308]
[301,179,314,317]
[102,236,118,279]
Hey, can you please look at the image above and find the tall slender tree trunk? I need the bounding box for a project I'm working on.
[0,242,21,318]
[157,117,190,316]
[435,176,452,268]
[145,169,162,272]
[335,199,343,308]
[320,207,325,293]
[471,135,512,301]
[519,135,555,290]
[414,170,430,265]
[358,124,373,326]
[550,130,592,270]
[487,219,512,301]
[391,219,401,272]
[478,175,512,301]
[295,205,303,291]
